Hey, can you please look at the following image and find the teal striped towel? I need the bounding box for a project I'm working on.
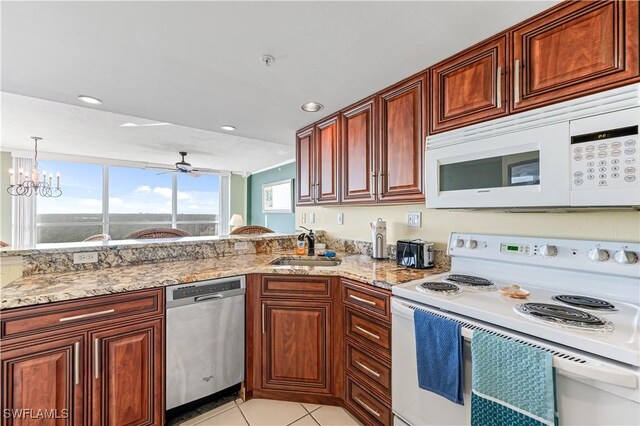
[471,332,557,426]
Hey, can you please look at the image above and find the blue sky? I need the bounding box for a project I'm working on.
[37,160,219,215]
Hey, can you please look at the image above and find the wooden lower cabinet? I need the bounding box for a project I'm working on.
[0,289,164,426]
[1,335,85,426]
[261,301,332,394]
[90,319,163,426]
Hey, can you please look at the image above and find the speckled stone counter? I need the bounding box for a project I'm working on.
[1,251,450,310]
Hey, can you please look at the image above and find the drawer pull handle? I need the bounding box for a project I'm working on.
[74,342,80,385]
[355,359,381,377]
[349,294,376,306]
[355,325,380,340]
[195,294,223,302]
[354,396,381,417]
[60,309,115,322]
[94,338,100,379]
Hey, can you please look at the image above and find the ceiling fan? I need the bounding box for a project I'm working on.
[150,152,220,177]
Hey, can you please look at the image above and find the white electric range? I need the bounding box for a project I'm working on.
[392,232,640,426]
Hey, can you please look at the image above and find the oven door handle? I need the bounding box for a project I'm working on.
[554,358,637,389]
[391,298,638,389]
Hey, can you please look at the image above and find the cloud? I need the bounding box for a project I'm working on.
[109,197,124,206]
[152,186,172,199]
[79,198,102,208]
[134,185,151,193]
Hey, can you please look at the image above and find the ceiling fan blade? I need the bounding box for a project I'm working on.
[156,170,178,175]
[190,168,220,174]
[188,171,203,177]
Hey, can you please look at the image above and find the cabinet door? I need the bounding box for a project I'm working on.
[90,319,163,426]
[315,115,340,204]
[431,35,508,133]
[1,335,84,426]
[512,0,639,112]
[341,98,377,203]
[296,126,315,205]
[378,74,427,202]
[261,300,332,394]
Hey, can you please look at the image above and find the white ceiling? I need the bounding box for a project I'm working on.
[1,0,558,172]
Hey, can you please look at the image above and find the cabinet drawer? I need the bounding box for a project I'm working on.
[1,289,163,340]
[345,375,392,426]
[346,340,391,397]
[260,275,331,298]
[342,280,390,322]
[345,308,390,357]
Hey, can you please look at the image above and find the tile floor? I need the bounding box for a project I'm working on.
[178,398,363,426]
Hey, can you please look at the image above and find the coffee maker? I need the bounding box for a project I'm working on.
[370,217,387,259]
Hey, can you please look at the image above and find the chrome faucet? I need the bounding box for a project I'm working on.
[300,227,315,256]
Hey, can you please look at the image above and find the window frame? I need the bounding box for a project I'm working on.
[32,156,229,243]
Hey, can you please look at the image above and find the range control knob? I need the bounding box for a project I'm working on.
[539,244,558,257]
[465,239,478,249]
[588,248,610,262]
[614,250,638,265]
[454,238,464,248]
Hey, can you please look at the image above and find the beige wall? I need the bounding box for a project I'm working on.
[297,204,640,249]
[230,173,247,221]
[0,151,12,245]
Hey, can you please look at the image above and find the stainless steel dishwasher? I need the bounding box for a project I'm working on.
[166,276,245,410]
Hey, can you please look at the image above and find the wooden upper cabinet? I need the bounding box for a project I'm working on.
[1,335,85,426]
[378,74,427,203]
[261,300,332,394]
[315,115,340,204]
[341,98,377,203]
[296,127,315,205]
[90,319,163,426]
[511,0,639,112]
[430,35,508,133]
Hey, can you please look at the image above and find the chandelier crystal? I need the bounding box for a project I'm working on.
[7,137,62,198]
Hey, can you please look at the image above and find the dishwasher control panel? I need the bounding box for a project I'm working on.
[172,279,242,300]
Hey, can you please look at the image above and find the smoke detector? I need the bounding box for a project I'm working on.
[261,55,275,67]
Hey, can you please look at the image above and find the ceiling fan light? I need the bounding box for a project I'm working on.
[221,125,236,131]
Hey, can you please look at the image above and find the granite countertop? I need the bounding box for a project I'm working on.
[0,252,449,310]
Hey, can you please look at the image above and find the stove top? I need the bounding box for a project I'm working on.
[417,281,462,296]
[442,274,496,290]
[552,295,617,311]
[514,302,615,332]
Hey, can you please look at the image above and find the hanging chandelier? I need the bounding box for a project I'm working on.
[7,137,62,197]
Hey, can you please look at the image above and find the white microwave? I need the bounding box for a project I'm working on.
[425,84,640,210]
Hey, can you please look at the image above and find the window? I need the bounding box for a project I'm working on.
[35,159,226,243]
[36,160,103,244]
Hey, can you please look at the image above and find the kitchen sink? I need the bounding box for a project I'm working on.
[270,258,342,267]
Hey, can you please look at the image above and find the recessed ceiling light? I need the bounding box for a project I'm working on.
[220,125,236,131]
[121,122,171,127]
[301,102,323,112]
[78,95,103,105]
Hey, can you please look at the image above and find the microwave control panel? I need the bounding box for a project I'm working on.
[570,125,639,191]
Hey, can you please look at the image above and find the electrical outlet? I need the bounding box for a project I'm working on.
[407,211,422,228]
[301,213,306,223]
[73,251,98,264]
[309,212,316,223]
[337,212,344,225]
[234,241,249,250]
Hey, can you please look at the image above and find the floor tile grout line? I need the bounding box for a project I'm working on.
[286,410,317,426]
[183,401,238,426]
[236,404,251,426]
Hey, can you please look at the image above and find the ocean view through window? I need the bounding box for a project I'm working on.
[36,160,223,243]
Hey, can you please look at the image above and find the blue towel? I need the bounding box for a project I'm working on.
[471,331,556,426]
[413,309,464,405]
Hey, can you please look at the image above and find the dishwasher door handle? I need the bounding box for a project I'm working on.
[195,294,224,302]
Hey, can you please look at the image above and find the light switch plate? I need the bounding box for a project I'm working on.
[73,252,98,264]
[309,212,316,223]
[337,212,344,225]
[407,211,422,228]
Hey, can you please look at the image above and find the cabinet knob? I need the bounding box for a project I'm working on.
[587,248,609,262]
[539,244,557,257]
[613,250,638,265]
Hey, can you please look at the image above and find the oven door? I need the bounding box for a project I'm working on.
[391,298,640,426]
[425,122,570,209]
